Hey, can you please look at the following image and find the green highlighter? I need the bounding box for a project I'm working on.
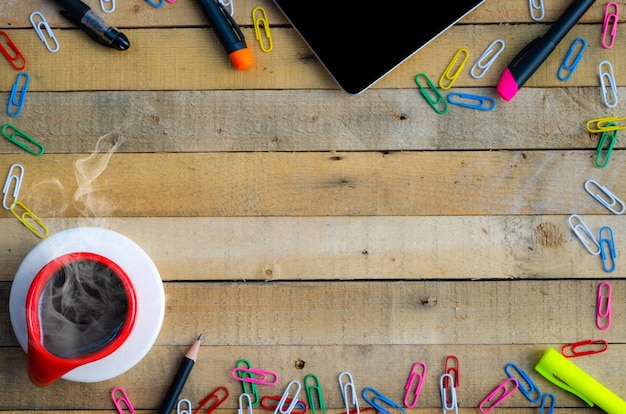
[535,348,626,413]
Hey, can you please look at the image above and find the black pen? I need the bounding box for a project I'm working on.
[49,0,130,50]
[497,0,595,101]
[196,0,254,70]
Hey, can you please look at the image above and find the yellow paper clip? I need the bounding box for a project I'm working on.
[439,49,469,90]
[586,116,626,133]
[252,7,272,53]
[9,201,49,239]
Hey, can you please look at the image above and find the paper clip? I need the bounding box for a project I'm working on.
[30,12,60,53]
[10,201,49,239]
[504,363,541,403]
[444,355,459,389]
[231,367,279,386]
[584,179,625,215]
[597,281,612,330]
[561,339,608,358]
[260,395,307,413]
[439,373,458,414]
[111,387,135,414]
[253,7,273,53]
[101,0,116,13]
[304,373,326,414]
[568,214,601,255]
[403,361,426,408]
[1,124,44,156]
[362,387,406,414]
[235,360,259,406]
[415,73,448,114]
[447,92,496,111]
[339,372,359,414]
[538,393,556,414]
[478,377,519,414]
[0,30,26,70]
[145,0,165,8]
[274,380,302,414]
[602,2,619,49]
[595,123,618,168]
[599,227,616,273]
[239,393,254,414]
[587,116,626,133]
[8,72,30,118]
[557,37,586,81]
[178,399,193,414]
[439,49,469,90]
[220,0,234,17]
[599,61,618,108]
[193,386,230,414]
[3,163,24,211]
[529,0,544,21]
[470,39,505,78]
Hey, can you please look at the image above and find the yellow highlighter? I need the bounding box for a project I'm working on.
[535,348,626,413]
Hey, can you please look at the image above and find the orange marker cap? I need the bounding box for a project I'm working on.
[229,43,254,70]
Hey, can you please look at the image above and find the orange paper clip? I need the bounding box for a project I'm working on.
[193,386,230,414]
[0,30,26,70]
[561,339,608,358]
[404,361,427,408]
[602,2,619,49]
[479,377,519,414]
[597,281,612,330]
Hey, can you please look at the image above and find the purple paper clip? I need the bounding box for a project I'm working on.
[231,367,279,385]
[111,387,135,414]
[404,361,427,408]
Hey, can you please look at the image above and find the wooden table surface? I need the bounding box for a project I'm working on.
[1,0,625,412]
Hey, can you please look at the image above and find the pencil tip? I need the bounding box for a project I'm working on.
[197,333,204,341]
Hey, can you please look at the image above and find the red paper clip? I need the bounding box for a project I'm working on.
[0,31,26,70]
[478,377,519,414]
[260,395,308,413]
[443,355,459,388]
[193,386,230,414]
[561,339,608,358]
[602,2,619,49]
[597,281,612,330]
[404,361,427,408]
[111,387,135,414]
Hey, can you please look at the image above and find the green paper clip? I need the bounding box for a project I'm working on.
[415,73,448,114]
[235,359,260,406]
[305,373,326,414]
[1,124,44,156]
[595,122,618,168]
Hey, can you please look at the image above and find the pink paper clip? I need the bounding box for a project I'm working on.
[231,367,279,385]
[478,377,519,414]
[597,281,612,330]
[403,361,427,408]
[111,387,135,414]
[602,2,619,49]
[561,339,608,358]
[0,31,26,70]
[193,386,230,414]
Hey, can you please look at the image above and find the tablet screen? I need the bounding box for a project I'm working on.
[272,1,486,94]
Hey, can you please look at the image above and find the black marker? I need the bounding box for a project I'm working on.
[50,0,130,50]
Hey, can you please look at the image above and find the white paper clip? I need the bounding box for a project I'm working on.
[339,372,360,414]
[177,399,192,414]
[529,0,545,21]
[275,380,301,414]
[101,0,116,13]
[568,214,601,255]
[239,393,254,414]
[219,0,234,16]
[599,61,618,108]
[471,39,505,79]
[584,179,625,215]
[2,163,24,210]
[29,12,59,53]
[440,373,458,414]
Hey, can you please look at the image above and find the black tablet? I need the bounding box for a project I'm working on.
[271,0,486,94]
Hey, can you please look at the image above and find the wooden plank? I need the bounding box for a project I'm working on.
[0,87,618,154]
[0,215,622,282]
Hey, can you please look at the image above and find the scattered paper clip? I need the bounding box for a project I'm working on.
[587,116,626,133]
[260,395,307,413]
[403,361,427,408]
[439,373,458,414]
[8,72,30,118]
[597,281,612,330]
[504,363,542,403]
[602,2,619,49]
[3,163,24,211]
[1,124,45,156]
[568,214,601,255]
[0,30,26,70]
[339,372,360,414]
[178,399,193,414]
[478,377,519,414]
[470,39,505,79]
[111,387,135,414]
[101,0,116,13]
[599,227,616,273]
[539,393,556,414]
[599,61,618,108]
[166,0,176,3]
[444,355,459,389]
[415,73,448,114]
[239,393,254,414]
[145,0,165,8]
[235,360,259,406]
[220,0,234,17]
[304,373,326,414]
[557,37,586,81]
[193,386,230,414]
[274,380,302,414]
[584,179,625,215]
[231,367,279,386]
[30,11,60,53]
[447,92,496,111]
[362,387,406,414]
[561,339,608,358]
[439,49,469,90]
[529,0,545,21]
[10,201,49,238]
[595,123,618,168]
[252,7,272,52]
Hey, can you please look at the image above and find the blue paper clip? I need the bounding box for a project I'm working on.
[145,0,164,8]
[415,73,448,114]
[539,393,556,414]
[557,38,586,81]
[8,72,30,117]
[447,92,496,111]
[504,363,542,403]
[595,123,618,168]
[599,226,616,273]
[362,387,406,414]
